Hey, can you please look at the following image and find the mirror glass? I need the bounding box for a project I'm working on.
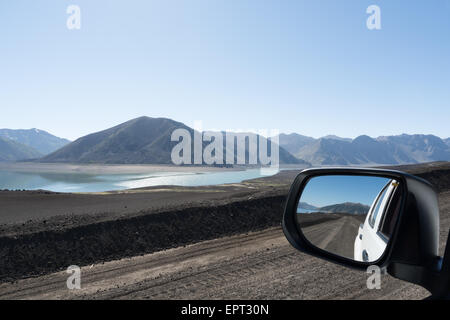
[296,175,402,263]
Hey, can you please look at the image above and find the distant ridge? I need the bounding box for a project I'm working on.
[4,118,448,166]
[298,201,370,215]
[298,202,318,211]
[41,117,191,164]
[319,202,370,215]
[0,128,70,155]
[40,117,307,165]
[279,133,450,166]
[278,133,316,157]
[0,136,42,161]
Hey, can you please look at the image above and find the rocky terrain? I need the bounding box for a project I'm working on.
[0,162,449,299]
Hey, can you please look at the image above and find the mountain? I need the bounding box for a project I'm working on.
[0,136,42,161]
[376,134,450,163]
[278,133,316,156]
[321,135,352,142]
[278,133,352,156]
[40,117,307,165]
[41,117,191,164]
[222,132,308,166]
[319,202,370,215]
[0,128,70,155]
[282,133,450,166]
[446,138,450,147]
[298,202,318,211]
[293,136,398,165]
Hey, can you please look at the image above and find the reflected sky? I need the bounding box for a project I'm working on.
[300,175,390,208]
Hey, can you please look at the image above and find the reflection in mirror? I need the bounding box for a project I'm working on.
[296,175,402,263]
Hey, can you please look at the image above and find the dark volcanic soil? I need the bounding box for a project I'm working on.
[383,161,450,193]
[0,163,449,283]
[0,171,295,282]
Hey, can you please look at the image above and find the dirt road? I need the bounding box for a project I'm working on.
[0,164,449,300]
[302,215,363,259]
[2,190,448,300]
[0,227,428,300]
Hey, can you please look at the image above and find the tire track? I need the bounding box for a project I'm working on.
[0,227,284,299]
[1,191,448,300]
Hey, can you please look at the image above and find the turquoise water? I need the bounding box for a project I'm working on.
[0,168,276,193]
[297,208,318,214]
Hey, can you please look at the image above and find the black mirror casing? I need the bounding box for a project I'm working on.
[282,168,447,297]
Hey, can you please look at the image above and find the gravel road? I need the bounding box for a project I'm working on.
[1,162,449,299]
[1,190,448,300]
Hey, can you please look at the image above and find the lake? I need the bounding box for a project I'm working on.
[0,168,277,193]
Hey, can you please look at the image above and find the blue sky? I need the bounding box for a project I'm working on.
[299,175,390,208]
[0,1,449,141]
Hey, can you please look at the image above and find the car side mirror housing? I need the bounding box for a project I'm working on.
[282,168,450,299]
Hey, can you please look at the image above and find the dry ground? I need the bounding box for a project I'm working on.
[0,162,449,299]
[0,190,448,300]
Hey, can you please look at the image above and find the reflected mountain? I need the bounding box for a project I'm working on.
[298,202,370,215]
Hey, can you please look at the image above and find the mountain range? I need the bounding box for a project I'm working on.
[298,202,370,215]
[0,136,42,162]
[279,133,450,166]
[444,138,450,147]
[0,117,448,166]
[319,202,370,215]
[0,129,70,161]
[40,117,305,165]
[298,202,319,211]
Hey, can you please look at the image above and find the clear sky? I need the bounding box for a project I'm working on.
[1,1,449,141]
[299,175,390,208]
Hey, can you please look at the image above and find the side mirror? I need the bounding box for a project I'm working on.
[282,168,450,299]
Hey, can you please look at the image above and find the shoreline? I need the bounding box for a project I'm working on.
[0,162,245,175]
[0,162,304,194]
[0,163,448,283]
